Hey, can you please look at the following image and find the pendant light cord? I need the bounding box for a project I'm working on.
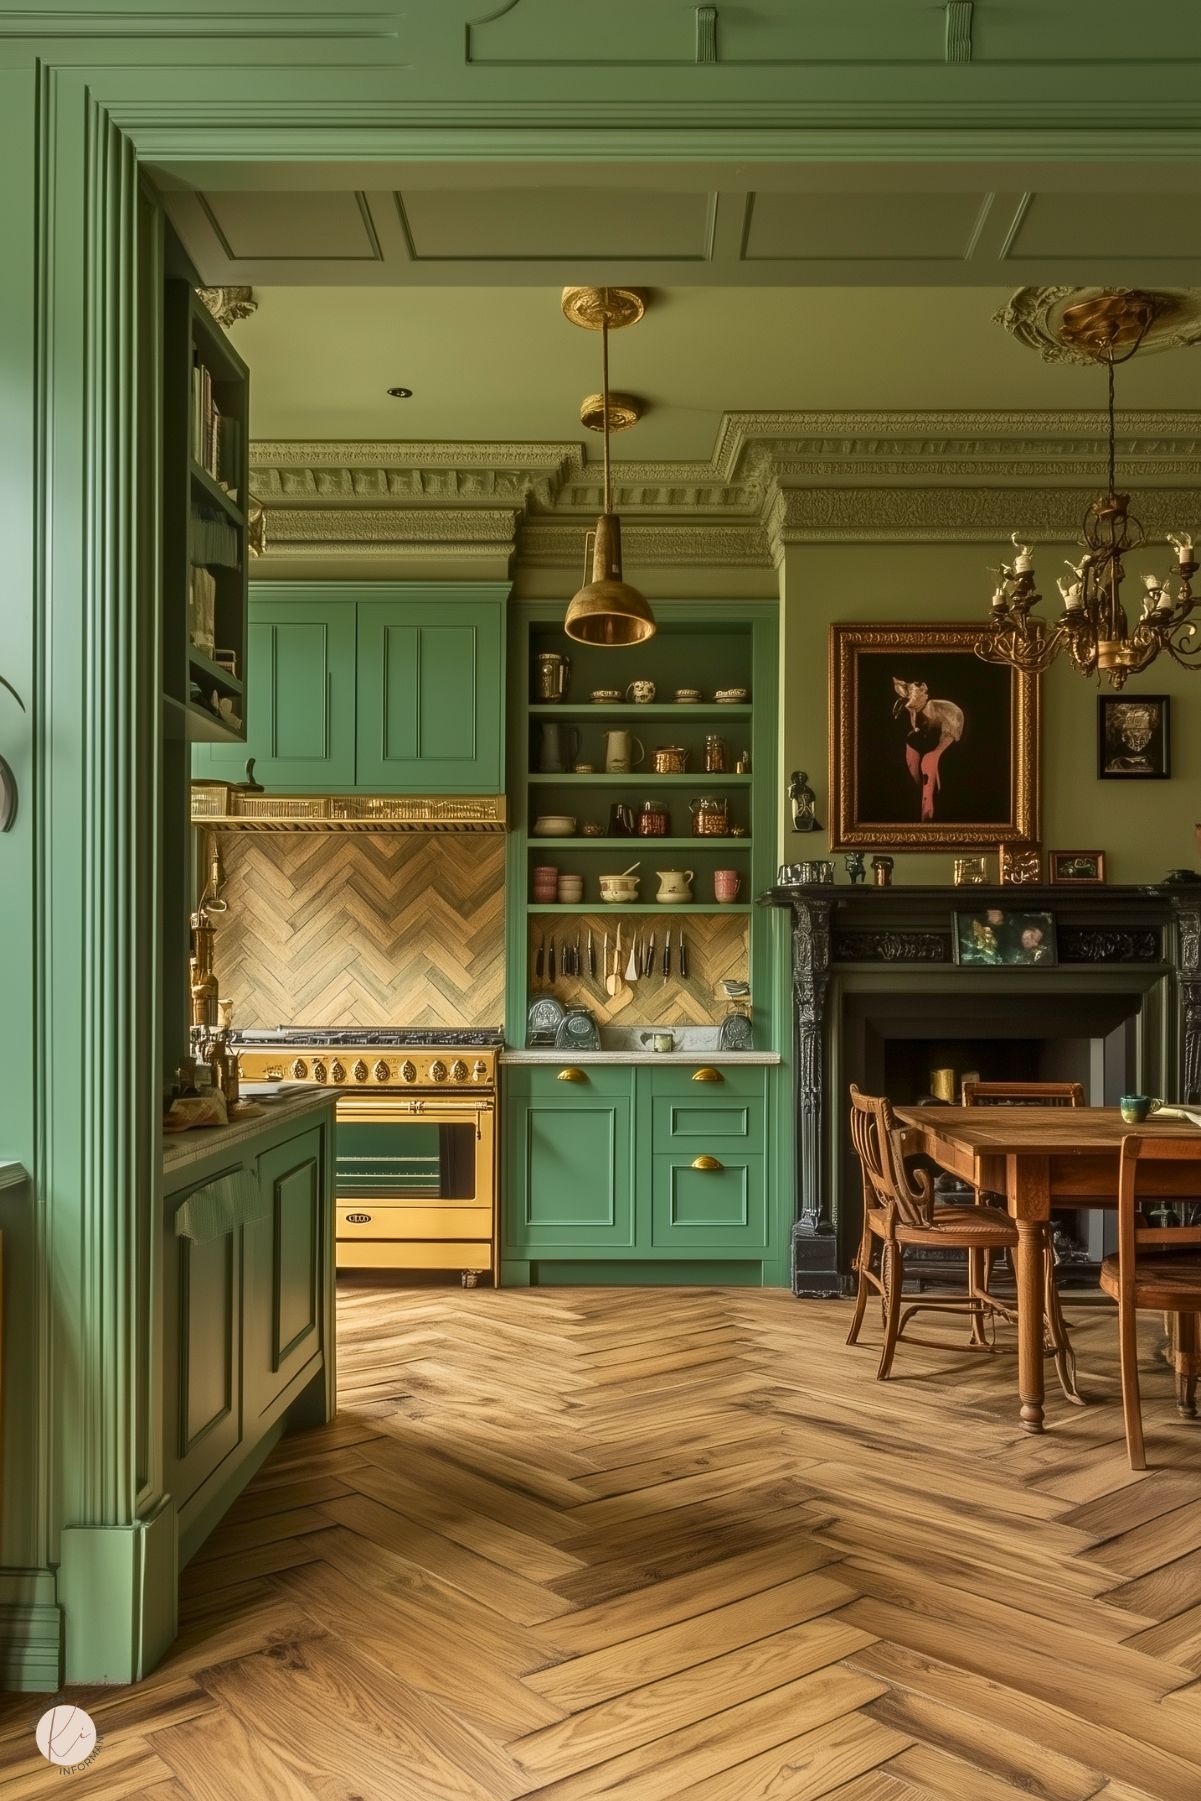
[601,300,612,515]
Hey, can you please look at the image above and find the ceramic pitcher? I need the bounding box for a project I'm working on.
[604,730,645,773]
[655,869,694,902]
[536,721,580,773]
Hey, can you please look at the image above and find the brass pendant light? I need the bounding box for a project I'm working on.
[561,286,656,646]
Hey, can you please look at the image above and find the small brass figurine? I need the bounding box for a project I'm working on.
[788,770,820,833]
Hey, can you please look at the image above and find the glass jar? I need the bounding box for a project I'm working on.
[638,799,670,836]
[703,734,727,773]
[689,796,730,837]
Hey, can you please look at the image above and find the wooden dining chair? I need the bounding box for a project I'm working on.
[961,1079,1082,1400]
[1100,1134,1201,1469]
[846,1084,1020,1380]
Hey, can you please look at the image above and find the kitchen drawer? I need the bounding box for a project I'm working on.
[651,1092,764,1154]
[338,1241,491,1271]
[651,1152,768,1253]
[337,1203,491,1241]
[505,1064,634,1099]
[643,1063,768,1101]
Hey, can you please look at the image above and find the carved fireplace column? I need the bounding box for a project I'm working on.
[1173,896,1201,1103]
[788,895,841,1294]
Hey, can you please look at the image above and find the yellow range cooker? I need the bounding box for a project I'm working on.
[233,1027,501,1287]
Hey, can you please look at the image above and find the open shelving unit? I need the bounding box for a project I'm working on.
[505,601,781,1044]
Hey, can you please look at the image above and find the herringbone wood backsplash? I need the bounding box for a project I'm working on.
[531,913,749,1028]
[214,833,505,1028]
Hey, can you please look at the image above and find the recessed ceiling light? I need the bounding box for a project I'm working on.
[387,386,413,399]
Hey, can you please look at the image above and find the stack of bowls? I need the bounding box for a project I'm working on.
[532,864,559,902]
[557,874,584,903]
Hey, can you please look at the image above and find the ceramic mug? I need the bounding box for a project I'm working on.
[1120,1095,1163,1124]
[640,1032,676,1054]
[626,680,656,703]
[713,868,742,903]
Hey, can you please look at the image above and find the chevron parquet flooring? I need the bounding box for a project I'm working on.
[7,1287,1201,1798]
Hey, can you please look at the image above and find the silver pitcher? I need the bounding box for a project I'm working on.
[537,721,580,773]
[533,651,570,703]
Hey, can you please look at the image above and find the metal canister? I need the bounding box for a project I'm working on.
[689,796,730,836]
[638,799,670,836]
[703,734,727,773]
[651,745,687,774]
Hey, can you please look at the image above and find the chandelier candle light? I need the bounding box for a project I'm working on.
[980,290,1199,689]
[561,285,656,646]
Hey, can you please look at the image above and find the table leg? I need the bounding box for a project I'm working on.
[1009,1155,1051,1434]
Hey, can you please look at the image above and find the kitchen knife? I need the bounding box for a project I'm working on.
[575,933,582,978]
[678,925,688,979]
[588,928,596,983]
[662,934,671,981]
[645,932,655,978]
[548,935,556,984]
[534,934,544,986]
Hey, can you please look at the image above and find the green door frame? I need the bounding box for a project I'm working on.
[2,3,1198,1687]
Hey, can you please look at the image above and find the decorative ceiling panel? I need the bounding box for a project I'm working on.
[1007,193,1201,263]
[396,188,716,262]
[198,191,382,263]
[743,191,992,263]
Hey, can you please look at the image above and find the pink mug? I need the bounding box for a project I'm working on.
[713,869,741,903]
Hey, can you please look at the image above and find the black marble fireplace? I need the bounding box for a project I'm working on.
[763,882,1201,1295]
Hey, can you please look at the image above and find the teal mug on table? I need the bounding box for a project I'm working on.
[1120,1094,1163,1124]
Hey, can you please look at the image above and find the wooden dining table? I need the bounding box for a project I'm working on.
[894,1105,1201,1433]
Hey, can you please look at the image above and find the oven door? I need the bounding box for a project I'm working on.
[333,1094,496,1276]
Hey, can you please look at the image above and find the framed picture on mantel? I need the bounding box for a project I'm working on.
[828,624,1040,851]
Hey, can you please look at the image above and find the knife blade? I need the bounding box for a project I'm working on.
[548,935,556,984]
[678,925,688,979]
[662,934,671,981]
[534,934,544,986]
[575,933,582,978]
[645,932,655,978]
[588,928,596,982]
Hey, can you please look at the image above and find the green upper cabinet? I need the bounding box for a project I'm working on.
[355,598,503,793]
[195,582,506,791]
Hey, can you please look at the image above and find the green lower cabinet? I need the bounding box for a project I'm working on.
[244,1128,325,1424]
[505,1074,634,1254]
[162,1173,242,1507]
[651,1153,768,1252]
[503,1063,778,1279]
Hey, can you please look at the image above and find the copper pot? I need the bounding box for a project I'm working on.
[651,745,687,775]
[689,796,730,837]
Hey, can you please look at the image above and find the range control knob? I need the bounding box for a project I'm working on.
[373,1059,390,1083]
[472,1059,488,1083]
[291,1058,308,1080]
[451,1059,468,1083]
[331,1059,346,1084]
[400,1059,417,1084]
[313,1059,327,1084]
[429,1059,448,1083]
[353,1059,368,1083]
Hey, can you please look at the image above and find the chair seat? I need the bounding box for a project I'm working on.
[867,1204,1017,1249]
[1100,1253,1201,1311]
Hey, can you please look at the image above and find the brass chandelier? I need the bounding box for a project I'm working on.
[979,290,1199,690]
[561,285,656,646]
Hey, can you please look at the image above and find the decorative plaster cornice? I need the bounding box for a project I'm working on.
[263,507,521,557]
[196,285,257,330]
[518,521,770,568]
[766,485,1201,552]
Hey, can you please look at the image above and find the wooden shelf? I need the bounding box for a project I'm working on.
[528,836,751,850]
[527,903,752,915]
[164,692,244,745]
[528,773,753,787]
[190,461,244,526]
[528,703,752,721]
[187,645,243,696]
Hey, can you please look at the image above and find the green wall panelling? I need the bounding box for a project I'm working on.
[356,597,504,792]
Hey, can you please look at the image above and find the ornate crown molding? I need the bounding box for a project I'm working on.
[518,520,769,568]
[262,507,521,559]
[766,485,1201,552]
[996,287,1201,365]
[196,285,257,329]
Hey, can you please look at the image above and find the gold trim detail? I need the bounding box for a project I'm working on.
[691,1067,723,1083]
[561,286,646,331]
[580,392,643,433]
[828,623,1040,852]
[190,788,507,832]
[691,1155,724,1171]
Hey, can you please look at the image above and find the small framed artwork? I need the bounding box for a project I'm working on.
[953,907,1058,968]
[1050,849,1106,884]
[1098,695,1170,779]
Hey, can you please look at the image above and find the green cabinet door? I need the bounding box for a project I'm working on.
[505,1074,634,1255]
[193,593,356,787]
[355,596,503,792]
[162,1168,243,1507]
[244,1127,325,1425]
[651,1152,768,1253]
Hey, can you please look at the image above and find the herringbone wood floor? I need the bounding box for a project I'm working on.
[7,1286,1201,1798]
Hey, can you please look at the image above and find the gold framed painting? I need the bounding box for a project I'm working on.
[828,624,1040,851]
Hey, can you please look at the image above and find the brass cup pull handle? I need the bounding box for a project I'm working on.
[691,1155,724,1171]
[557,1068,587,1083]
[691,1067,723,1083]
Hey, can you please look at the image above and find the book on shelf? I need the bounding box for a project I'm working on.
[190,355,240,501]
[187,566,217,656]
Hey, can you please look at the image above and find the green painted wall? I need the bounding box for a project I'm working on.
[779,540,1200,883]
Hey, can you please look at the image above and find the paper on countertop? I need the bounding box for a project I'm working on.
[1150,1105,1201,1128]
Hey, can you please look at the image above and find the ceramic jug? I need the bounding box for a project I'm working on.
[655,868,694,902]
[533,652,570,702]
[536,721,580,773]
[604,729,645,774]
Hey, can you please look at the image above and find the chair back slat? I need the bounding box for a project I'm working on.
[1116,1133,1201,1293]
[962,1080,1084,1109]
[849,1085,933,1229]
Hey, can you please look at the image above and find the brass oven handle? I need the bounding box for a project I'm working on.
[557,1068,587,1083]
[691,1155,724,1172]
[691,1067,723,1084]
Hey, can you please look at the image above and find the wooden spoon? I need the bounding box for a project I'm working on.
[625,929,639,983]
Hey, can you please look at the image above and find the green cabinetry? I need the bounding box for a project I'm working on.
[503,1061,779,1281]
[194,582,507,792]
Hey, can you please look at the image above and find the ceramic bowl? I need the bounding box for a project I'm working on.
[532,814,577,836]
[714,687,749,703]
[590,689,623,704]
[599,875,640,902]
[674,689,703,703]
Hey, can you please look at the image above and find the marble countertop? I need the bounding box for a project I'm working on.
[501,1050,780,1065]
[163,1087,335,1175]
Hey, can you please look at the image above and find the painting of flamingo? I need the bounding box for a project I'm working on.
[828,624,1040,850]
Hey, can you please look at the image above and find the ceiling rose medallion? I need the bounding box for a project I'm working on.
[561,286,656,647]
[980,288,1201,689]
